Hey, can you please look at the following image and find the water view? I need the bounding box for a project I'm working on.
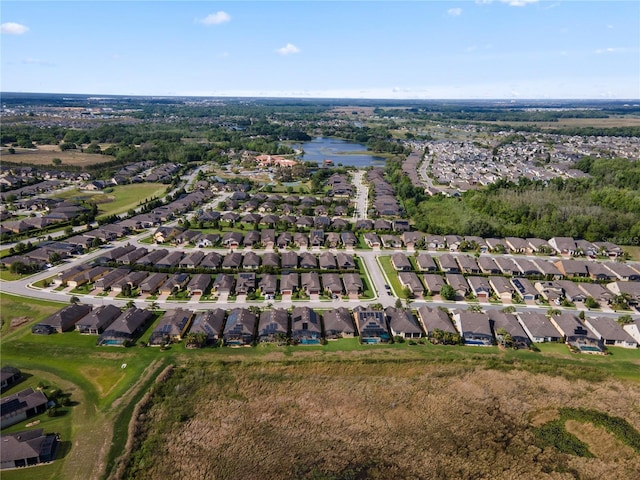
[293,137,387,168]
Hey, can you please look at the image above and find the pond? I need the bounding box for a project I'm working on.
[293,137,387,168]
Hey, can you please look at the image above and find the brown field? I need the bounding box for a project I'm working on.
[116,359,640,480]
[1,145,113,167]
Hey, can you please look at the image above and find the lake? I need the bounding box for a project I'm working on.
[293,137,387,168]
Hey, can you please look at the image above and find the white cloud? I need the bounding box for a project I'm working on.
[198,11,231,25]
[447,8,462,16]
[276,43,300,56]
[500,0,539,6]
[21,57,53,66]
[1,22,29,35]
[594,47,630,54]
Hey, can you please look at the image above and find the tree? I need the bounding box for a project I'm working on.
[617,314,633,325]
[52,158,62,166]
[70,296,80,304]
[496,327,514,348]
[147,301,160,311]
[467,304,483,313]
[395,298,403,309]
[125,300,135,310]
[440,284,456,301]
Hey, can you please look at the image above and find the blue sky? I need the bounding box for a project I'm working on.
[1,1,638,99]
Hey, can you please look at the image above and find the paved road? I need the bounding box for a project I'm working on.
[352,170,369,221]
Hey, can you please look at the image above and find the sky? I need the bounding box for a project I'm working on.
[1,0,639,99]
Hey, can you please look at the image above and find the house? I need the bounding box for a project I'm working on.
[535,281,565,304]
[117,247,148,265]
[606,281,640,305]
[466,276,491,301]
[336,252,356,270]
[278,271,299,295]
[53,264,92,287]
[309,230,325,247]
[223,308,256,346]
[260,229,276,248]
[425,235,446,250]
[516,312,561,343]
[293,232,309,248]
[258,274,278,296]
[300,252,318,269]
[386,307,423,339]
[94,268,130,293]
[236,272,256,294]
[301,272,321,295]
[487,310,531,348]
[188,309,226,345]
[603,262,640,282]
[504,237,529,254]
[156,251,184,269]
[423,274,446,295]
[153,226,183,244]
[222,252,243,269]
[242,251,261,270]
[445,274,470,298]
[1,366,21,391]
[212,273,235,294]
[477,256,501,275]
[112,271,148,294]
[511,258,542,276]
[160,273,190,296]
[554,260,589,278]
[321,273,343,295]
[187,274,211,296]
[417,306,457,338]
[221,231,243,249]
[323,307,356,339]
[32,304,92,334]
[577,282,613,306]
[291,307,322,344]
[445,235,463,251]
[354,307,390,344]
[533,260,564,279]
[456,255,480,274]
[0,428,58,469]
[416,254,437,272]
[139,273,168,294]
[67,266,110,288]
[136,249,168,266]
[551,313,605,352]
[343,273,364,297]
[75,304,122,334]
[355,219,374,231]
[148,309,193,346]
[243,230,260,247]
[549,237,577,256]
[623,318,640,344]
[556,280,587,303]
[437,254,460,273]
[340,232,358,248]
[319,252,337,270]
[391,253,412,272]
[489,276,515,303]
[179,251,205,269]
[374,219,393,231]
[586,262,617,281]
[0,388,48,428]
[281,251,298,269]
[200,252,223,269]
[511,277,539,302]
[453,311,494,346]
[380,235,403,249]
[398,272,424,297]
[276,232,292,249]
[363,232,381,248]
[493,257,522,276]
[584,317,638,349]
[485,238,507,253]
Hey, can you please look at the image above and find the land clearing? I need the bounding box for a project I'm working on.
[479,116,640,129]
[2,145,114,167]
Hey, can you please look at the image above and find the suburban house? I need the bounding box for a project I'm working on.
[111,271,148,294]
[148,309,193,346]
[223,308,256,346]
[489,276,515,303]
[445,274,470,298]
[512,258,542,276]
[242,251,261,270]
[556,280,587,303]
[554,259,589,278]
[258,308,289,342]
[336,252,356,270]
[156,251,184,269]
[453,310,494,346]
[187,274,211,296]
[423,274,446,295]
[386,307,423,339]
[1,366,21,391]
[221,231,243,248]
[623,318,640,344]
[258,274,278,296]
[416,253,437,272]
[343,273,364,297]
[53,264,92,287]
[66,266,110,289]
[457,255,480,274]
[136,248,168,266]
[341,231,358,248]
[380,235,402,249]
[586,262,617,281]
[354,307,390,344]
[584,317,638,349]
[319,252,337,270]
[577,282,613,306]
[391,253,412,272]
[212,273,235,295]
[0,428,58,470]
[299,252,318,269]
[188,309,226,345]
[98,308,153,346]
[603,262,640,281]
[417,306,457,339]
[200,252,223,269]
[477,256,501,274]
[280,273,299,296]
[549,313,604,353]
[516,312,561,343]
[281,251,298,269]
[363,232,381,248]
[94,268,130,292]
[548,237,578,256]
[398,272,425,297]
[75,304,122,334]
[511,278,539,302]
[291,307,322,344]
[438,254,460,273]
[0,388,48,428]
[116,247,148,265]
[321,273,343,296]
[487,310,531,348]
[139,273,168,295]
[262,252,280,269]
[222,252,243,269]
[323,307,356,339]
[179,251,205,269]
[32,304,92,334]
[493,257,522,276]
[466,276,491,301]
[160,273,190,296]
[606,281,640,305]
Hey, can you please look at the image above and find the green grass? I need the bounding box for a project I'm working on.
[0,292,67,337]
[0,269,27,281]
[377,255,406,298]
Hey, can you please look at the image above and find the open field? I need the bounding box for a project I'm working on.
[478,116,640,129]
[115,357,640,480]
[52,183,166,218]
[1,145,113,167]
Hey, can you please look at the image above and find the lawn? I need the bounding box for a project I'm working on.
[377,255,406,298]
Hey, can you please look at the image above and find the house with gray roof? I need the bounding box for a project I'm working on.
[281,251,298,269]
[343,273,364,297]
[200,252,223,269]
[453,310,493,346]
[323,307,356,338]
[75,304,122,334]
[223,308,257,346]
[291,307,321,344]
[98,308,153,346]
[511,277,539,301]
[398,272,424,296]
[386,307,422,339]
[417,306,457,338]
[212,273,235,294]
[280,272,299,295]
[32,304,92,334]
[258,274,278,296]
[188,309,226,344]
[391,253,412,272]
[467,276,491,301]
[584,317,638,349]
[258,309,289,342]
[148,309,193,346]
[242,251,261,270]
[187,274,211,296]
[423,274,446,295]
[319,252,337,270]
[321,273,343,295]
[0,388,49,428]
[354,308,390,344]
[438,254,460,273]
[477,256,500,274]
[179,251,204,269]
[416,253,437,272]
[136,248,168,266]
[489,276,515,303]
[222,252,243,269]
[94,268,130,292]
[236,272,256,294]
[516,312,561,343]
[301,272,321,295]
[0,428,58,469]
[487,310,530,348]
[549,312,604,352]
[112,271,148,294]
[140,272,168,294]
